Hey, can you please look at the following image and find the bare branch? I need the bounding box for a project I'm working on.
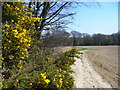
[45,13,75,26]
[45,2,68,20]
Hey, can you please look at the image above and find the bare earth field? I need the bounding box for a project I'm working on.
[71,52,112,88]
[75,46,118,88]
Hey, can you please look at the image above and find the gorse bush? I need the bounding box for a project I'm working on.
[2,43,77,89]
[2,2,79,89]
[2,2,41,88]
[2,2,40,70]
[27,43,76,89]
[55,48,77,72]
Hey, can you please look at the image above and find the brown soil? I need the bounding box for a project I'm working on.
[76,46,118,88]
[71,52,112,88]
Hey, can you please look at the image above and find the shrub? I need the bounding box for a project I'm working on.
[2,2,80,89]
[54,48,78,72]
[2,2,40,70]
[2,2,40,88]
[2,44,76,89]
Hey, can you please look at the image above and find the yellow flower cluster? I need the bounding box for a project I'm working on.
[53,69,66,88]
[40,73,50,84]
[2,2,41,69]
[58,78,63,88]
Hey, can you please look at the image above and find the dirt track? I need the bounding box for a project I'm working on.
[71,52,112,88]
[75,46,118,88]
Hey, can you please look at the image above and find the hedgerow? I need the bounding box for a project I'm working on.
[2,2,79,89]
[2,2,40,88]
[2,2,40,70]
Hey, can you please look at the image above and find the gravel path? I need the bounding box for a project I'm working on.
[71,51,112,88]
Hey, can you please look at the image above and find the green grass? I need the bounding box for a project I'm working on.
[77,48,93,51]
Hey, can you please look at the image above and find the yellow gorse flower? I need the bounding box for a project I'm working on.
[12,30,18,36]
[59,78,63,88]
[2,58,4,60]
[53,78,56,81]
[16,79,19,82]
[44,79,50,84]
[8,40,11,43]
[6,4,10,7]
[56,84,59,88]
[20,57,24,59]
[59,75,62,77]
[11,20,14,22]
[40,73,45,76]
[40,72,47,79]
[30,83,32,85]
[5,24,10,27]
[19,65,23,69]
[19,60,22,64]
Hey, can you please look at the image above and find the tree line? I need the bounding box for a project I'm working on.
[43,30,119,47]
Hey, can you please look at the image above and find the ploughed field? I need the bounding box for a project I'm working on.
[76,46,118,88]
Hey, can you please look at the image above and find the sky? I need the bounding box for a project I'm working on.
[67,2,118,35]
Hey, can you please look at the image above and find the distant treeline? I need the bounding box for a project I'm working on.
[42,30,120,47]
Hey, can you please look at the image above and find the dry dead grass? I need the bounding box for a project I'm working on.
[53,46,73,53]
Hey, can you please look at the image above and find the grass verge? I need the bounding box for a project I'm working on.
[77,48,94,51]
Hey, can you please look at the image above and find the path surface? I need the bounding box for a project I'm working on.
[71,51,112,88]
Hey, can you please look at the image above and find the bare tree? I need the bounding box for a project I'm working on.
[43,29,70,47]
[28,1,77,40]
[71,31,82,46]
